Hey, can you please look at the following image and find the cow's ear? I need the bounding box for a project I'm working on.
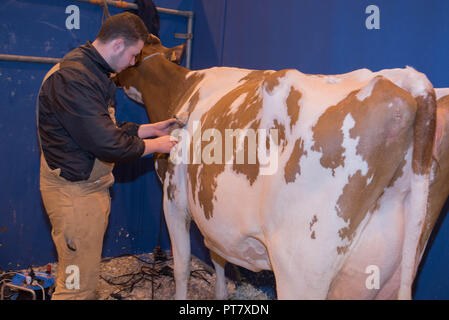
[166,43,186,65]
[146,33,161,45]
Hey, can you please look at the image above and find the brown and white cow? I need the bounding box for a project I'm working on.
[115,34,442,299]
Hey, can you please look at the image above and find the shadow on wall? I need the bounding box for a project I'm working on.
[113,157,156,183]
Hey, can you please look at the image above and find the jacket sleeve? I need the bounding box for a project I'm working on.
[118,121,141,137]
[46,70,145,163]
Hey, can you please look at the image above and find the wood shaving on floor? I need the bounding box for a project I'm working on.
[17,253,271,300]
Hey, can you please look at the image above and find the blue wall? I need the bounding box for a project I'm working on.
[1,0,449,299]
[192,0,449,87]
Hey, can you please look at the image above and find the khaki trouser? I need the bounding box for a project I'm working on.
[38,63,115,299]
[40,156,114,300]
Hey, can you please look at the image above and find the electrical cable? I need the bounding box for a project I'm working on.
[0,271,20,300]
[99,252,212,300]
[1,268,50,300]
[33,282,46,300]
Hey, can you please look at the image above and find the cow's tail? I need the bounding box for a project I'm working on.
[398,68,436,299]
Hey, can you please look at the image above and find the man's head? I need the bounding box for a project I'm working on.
[93,12,148,73]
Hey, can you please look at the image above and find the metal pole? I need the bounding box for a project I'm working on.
[185,14,193,69]
[0,54,60,64]
[74,0,193,17]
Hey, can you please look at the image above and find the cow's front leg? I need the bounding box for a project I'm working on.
[163,195,191,299]
[210,250,228,299]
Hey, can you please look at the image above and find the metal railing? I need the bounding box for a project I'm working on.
[0,0,194,68]
[0,54,60,64]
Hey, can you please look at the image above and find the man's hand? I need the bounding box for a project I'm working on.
[142,135,178,156]
[138,118,178,138]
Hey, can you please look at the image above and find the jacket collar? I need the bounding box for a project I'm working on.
[79,41,115,76]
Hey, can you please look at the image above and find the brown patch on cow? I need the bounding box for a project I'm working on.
[337,245,349,255]
[196,163,223,219]
[187,70,293,219]
[336,171,370,242]
[264,69,289,94]
[309,215,318,239]
[187,162,200,202]
[287,87,302,130]
[386,158,407,189]
[166,162,176,201]
[369,191,383,214]
[232,119,262,186]
[240,70,268,83]
[154,153,168,183]
[309,215,318,230]
[311,105,346,176]
[185,90,201,115]
[412,92,436,175]
[338,227,354,242]
[187,74,262,218]
[269,120,287,152]
[311,77,419,253]
[284,138,307,184]
[172,72,205,117]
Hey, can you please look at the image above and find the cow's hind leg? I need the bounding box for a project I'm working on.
[399,88,436,299]
[210,251,228,299]
[163,190,191,299]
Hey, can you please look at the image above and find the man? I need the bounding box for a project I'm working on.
[37,12,176,299]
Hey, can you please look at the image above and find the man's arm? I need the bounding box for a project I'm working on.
[142,135,178,156]
[137,118,178,138]
[48,71,146,162]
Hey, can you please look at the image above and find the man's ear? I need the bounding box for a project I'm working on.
[111,38,125,53]
[166,43,186,65]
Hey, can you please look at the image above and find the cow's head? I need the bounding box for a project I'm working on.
[112,34,186,122]
[140,33,186,65]
[113,34,185,90]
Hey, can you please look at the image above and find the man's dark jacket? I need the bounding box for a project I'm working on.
[38,42,145,182]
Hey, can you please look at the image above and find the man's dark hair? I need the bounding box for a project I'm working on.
[96,12,148,46]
